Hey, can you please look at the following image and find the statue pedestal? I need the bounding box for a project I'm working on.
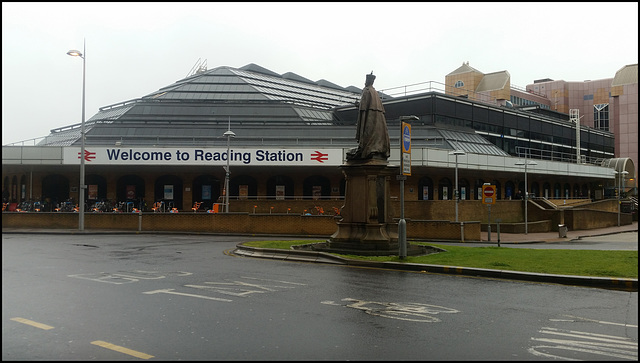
[324,159,400,255]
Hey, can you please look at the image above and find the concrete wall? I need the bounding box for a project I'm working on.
[3,199,631,240]
[1,211,482,241]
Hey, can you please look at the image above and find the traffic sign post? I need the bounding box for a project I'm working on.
[401,122,411,176]
[482,185,496,205]
[482,184,496,242]
[398,116,417,259]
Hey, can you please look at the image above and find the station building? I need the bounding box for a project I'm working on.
[2,62,637,215]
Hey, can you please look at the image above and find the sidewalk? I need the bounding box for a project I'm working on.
[479,220,638,244]
[2,221,637,242]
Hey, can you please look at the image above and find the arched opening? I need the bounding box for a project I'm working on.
[2,176,9,203]
[505,180,516,200]
[86,174,108,203]
[192,174,220,210]
[457,178,470,200]
[531,181,540,198]
[543,182,551,198]
[154,175,183,210]
[474,179,486,200]
[231,175,257,200]
[303,175,331,199]
[266,175,294,199]
[491,180,502,200]
[572,183,579,198]
[41,174,70,211]
[20,175,27,201]
[438,177,452,200]
[117,175,146,210]
[581,183,589,199]
[418,176,434,200]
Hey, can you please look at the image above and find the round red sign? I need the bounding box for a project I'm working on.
[484,187,495,196]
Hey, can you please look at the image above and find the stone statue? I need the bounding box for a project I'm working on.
[346,72,390,161]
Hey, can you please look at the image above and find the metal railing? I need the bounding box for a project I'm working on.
[515,146,609,166]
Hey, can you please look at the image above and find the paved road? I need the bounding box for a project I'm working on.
[2,232,638,361]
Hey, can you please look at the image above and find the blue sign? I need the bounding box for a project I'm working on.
[402,123,411,153]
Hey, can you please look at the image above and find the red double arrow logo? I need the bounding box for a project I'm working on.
[78,150,96,162]
[310,151,329,163]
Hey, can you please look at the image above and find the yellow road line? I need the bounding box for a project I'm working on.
[10,317,54,330]
[91,340,154,360]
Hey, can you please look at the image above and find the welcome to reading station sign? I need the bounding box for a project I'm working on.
[63,147,343,166]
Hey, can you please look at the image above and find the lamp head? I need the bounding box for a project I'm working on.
[67,50,83,58]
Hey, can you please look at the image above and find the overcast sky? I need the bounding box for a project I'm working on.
[2,2,638,145]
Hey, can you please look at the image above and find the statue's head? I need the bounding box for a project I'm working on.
[365,72,376,86]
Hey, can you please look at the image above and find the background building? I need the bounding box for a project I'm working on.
[3,62,636,215]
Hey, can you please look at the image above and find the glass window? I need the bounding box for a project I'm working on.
[454,81,464,88]
[594,104,609,131]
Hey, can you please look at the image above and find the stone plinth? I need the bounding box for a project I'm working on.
[323,159,401,255]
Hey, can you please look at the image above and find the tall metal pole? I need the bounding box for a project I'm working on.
[223,117,235,213]
[398,116,417,259]
[617,171,627,226]
[80,41,86,230]
[398,176,406,259]
[454,155,459,222]
[449,150,465,222]
[68,40,86,231]
[524,159,528,235]
[516,158,536,235]
[618,171,621,226]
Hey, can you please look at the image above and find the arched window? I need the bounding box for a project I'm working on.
[474,179,486,200]
[505,180,516,199]
[454,80,464,88]
[458,178,470,200]
[543,182,551,198]
[531,182,540,198]
[418,177,434,200]
[438,177,452,200]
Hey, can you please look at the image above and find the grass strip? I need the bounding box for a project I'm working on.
[240,240,638,279]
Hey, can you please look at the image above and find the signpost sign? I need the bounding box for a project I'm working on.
[482,184,496,241]
[482,184,496,205]
[401,122,411,176]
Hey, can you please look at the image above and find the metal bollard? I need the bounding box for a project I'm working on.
[460,222,465,243]
[138,210,142,231]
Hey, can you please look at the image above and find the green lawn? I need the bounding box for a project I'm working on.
[240,240,638,279]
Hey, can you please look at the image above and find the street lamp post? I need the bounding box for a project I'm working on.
[223,117,235,213]
[449,150,465,222]
[515,158,537,234]
[67,41,86,231]
[617,170,629,226]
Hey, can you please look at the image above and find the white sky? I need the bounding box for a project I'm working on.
[2,2,638,145]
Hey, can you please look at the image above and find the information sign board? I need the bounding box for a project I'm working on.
[401,122,411,176]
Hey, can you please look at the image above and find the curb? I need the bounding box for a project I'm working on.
[233,244,638,292]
